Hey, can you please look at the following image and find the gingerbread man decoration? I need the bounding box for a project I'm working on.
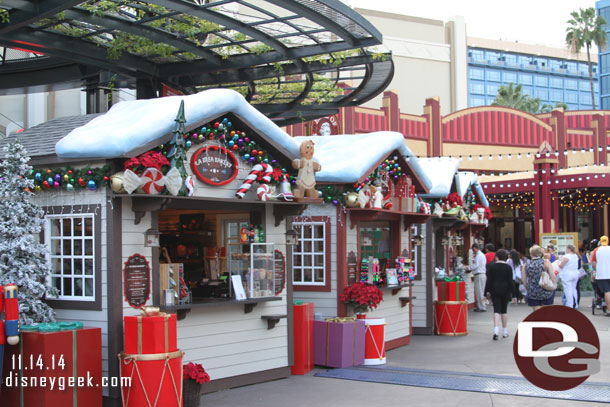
[292,140,322,202]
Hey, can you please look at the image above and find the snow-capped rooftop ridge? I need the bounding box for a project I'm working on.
[56,89,301,160]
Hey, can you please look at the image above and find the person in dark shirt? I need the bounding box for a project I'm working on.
[485,249,514,340]
[484,243,496,264]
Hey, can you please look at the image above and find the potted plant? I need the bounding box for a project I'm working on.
[183,362,210,407]
[340,282,384,319]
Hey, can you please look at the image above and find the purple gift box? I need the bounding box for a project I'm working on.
[314,319,365,368]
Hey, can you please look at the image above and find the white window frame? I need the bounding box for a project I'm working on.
[45,213,96,302]
[292,221,326,286]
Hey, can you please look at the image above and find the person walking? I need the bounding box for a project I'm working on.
[557,244,580,308]
[485,249,514,340]
[523,245,556,311]
[591,235,610,316]
[507,249,524,304]
[467,243,487,312]
[484,243,496,264]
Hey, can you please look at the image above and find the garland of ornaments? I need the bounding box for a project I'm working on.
[163,116,295,185]
[29,165,112,192]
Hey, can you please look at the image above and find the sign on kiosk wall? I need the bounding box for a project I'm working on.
[190,145,239,186]
[274,250,286,295]
[539,232,579,256]
[124,254,151,308]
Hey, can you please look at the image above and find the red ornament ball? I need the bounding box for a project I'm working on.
[103,176,110,181]
[214,122,220,128]
[43,180,51,189]
[232,145,238,151]
[78,177,86,187]
[68,170,73,174]
[252,149,258,155]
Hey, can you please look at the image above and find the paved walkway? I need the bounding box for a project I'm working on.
[206,299,610,407]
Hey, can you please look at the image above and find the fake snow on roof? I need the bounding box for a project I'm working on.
[56,89,301,159]
[293,132,432,189]
[456,171,490,207]
[418,157,460,198]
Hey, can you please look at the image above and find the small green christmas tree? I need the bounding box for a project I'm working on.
[0,141,57,324]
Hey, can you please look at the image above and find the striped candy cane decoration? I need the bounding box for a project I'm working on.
[235,163,273,199]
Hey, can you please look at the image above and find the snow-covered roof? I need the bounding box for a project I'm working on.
[56,89,301,160]
[293,133,432,191]
[456,171,490,207]
[418,157,460,198]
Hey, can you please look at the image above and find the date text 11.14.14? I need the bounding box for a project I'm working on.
[12,354,66,371]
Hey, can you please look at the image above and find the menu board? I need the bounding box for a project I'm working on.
[123,254,151,309]
[274,250,286,295]
[539,232,579,256]
[347,251,357,284]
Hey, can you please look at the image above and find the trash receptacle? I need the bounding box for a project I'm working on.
[291,302,314,375]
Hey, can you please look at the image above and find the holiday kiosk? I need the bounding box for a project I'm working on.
[419,159,490,335]
[4,89,314,405]
[291,132,434,356]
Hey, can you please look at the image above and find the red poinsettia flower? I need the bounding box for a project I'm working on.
[183,362,210,384]
[442,192,463,208]
[340,282,384,313]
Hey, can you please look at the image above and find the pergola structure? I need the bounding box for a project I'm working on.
[0,0,393,125]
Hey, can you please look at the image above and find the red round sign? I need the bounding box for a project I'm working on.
[190,145,239,186]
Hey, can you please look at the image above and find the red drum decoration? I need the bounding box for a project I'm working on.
[363,318,386,365]
[124,313,177,355]
[436,281,466,302]
[434,301,468,336]
[119,351,184,407]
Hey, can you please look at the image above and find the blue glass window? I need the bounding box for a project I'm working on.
[602,96,610,109]
[535,89,548,100]
[594,82,599,93]
[536,75,548,86]
[550,77,563,88]
[602,76,610,94]
[566,61,578,71]
[469,68,484,80]
[549,59,562,70]
[580,93,592,105]
[518,55,531,65]
[470,82,484,94]
[522,86,533,96]
[520,73,533,85]
[566,79,578,90]
[470,50,484,61]
[504,54,517,65]
[580,80,590,90]
[566,92,578,103]
[535,57,548,67]
[503,71,517,82]
[486,51,500,62]
[486,70,501,81]
[601,54,610,74]
[551,90,563,102]
[470,96,486,107]
[487,84,500,96]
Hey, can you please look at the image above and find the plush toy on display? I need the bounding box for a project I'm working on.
[419,197,431,214]
[433,202,444,217]
[470,204,492,225]
[370,184,383,209]
[292,140,322,202]
[357,185,372,208]
[442,192,463,216]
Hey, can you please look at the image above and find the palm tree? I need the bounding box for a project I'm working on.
[491,83,529,110]
[566,7,607,109]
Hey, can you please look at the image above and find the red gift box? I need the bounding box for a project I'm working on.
[291,303,314,375]
[124,313,177,355]
[436,281,466,301]
[1,327,102,407]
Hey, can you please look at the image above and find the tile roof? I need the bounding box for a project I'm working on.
[1,114,100,158]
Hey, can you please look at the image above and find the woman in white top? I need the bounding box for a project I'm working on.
[558,244,580,308]
[507,250,524,303]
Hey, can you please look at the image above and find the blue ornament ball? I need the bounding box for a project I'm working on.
[222,117,228,123]
[47,177,54,184]
[201,127,206,133]
[66,184,74,192]
[35,172,42,181]
[227,141,234,148]
[186,141,192,148]
[244,154,250,160]
[227,122,232,127]
[87,180,97,191]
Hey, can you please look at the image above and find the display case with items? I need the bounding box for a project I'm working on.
[228,243,275,298]
[160,248,191,306]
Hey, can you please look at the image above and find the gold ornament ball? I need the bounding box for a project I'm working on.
[345,192,360,208]
[110,172,126,193]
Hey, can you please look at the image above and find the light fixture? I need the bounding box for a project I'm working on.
[285,229,299,246]
[144,228,161,248]
[412,234,424,246]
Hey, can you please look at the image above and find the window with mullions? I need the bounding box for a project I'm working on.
[293,221,326,286]
[45,214,95,301]
[359,221,392,261]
